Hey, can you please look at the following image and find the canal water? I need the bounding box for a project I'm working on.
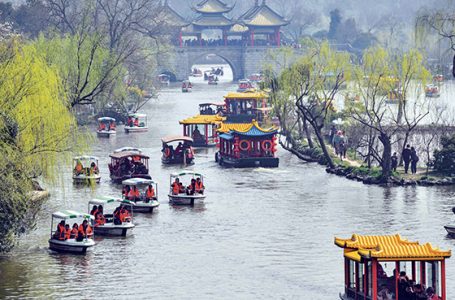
[1,65,455,299]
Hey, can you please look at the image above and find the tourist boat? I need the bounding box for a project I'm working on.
[248,73,263,83]
[224,91,269,123]
[425,84,440,98]
[191,68,202,77]
[208,74,218,85]
[168,171,206,205]
[385,89,402,104]
[108,151,151,183]
[124,113,148,132]
[161,135,195,165]
[48,210,95,254]
[335,234,451,300]
[88,196,135,236]
[96,117,116,137]
[198,102,226,115]
[216,121,279,168]
[182,80,193,93]
[434,74,444,82]
[179,114,225,147]
[121,178,160,213]
[72,156,101,184]
[114,146,142,153]
[237,79,254,92]
[158,73,170,86]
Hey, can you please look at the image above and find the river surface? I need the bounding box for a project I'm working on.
[1,65,455,299]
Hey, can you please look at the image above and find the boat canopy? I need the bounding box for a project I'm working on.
[182,80,191,83]
[224,91,267,100]
[52,210,94,220]
[109,151,150,159]
[218,121,278,136]
[113,147,142,153]
[128,113,147,118]
[73,156,98,161]
[179,114,225,125]
[161,135,194,144]
[199,102,225,107]
[171,171,203,178]
[89,195,119,206]
[122,178,156,186]
[335,234,451,262]
[98,117,116,122]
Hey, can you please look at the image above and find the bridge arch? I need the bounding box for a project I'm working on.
[189,52,239,81]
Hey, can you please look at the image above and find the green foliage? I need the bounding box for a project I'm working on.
[434,135,455,175]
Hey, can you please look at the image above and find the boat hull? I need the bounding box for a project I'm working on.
[444,225,455,235]
[168,193,205,205]
[182,88,192,93]
[97,130,116,137]
[161,156,194,165]
[73,174,101,184]
[124,126,148,133]
[48,239,95,254]
[94,223,134,236]
[125,200,160,213]
[218,156,279,168]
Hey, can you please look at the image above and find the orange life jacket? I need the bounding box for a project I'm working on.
[128,189,140,198]
[99,123,106,130]
[78,224,93,237]
[95,213,105,225]
[70,228,78,238]
[91,209,98,216]
[195,181,204,191]
[57,224,66,240]
[172,183,180,195]
[65,228,71,240]
[120,208,130,222]
[134,119,139,126]
[75,163,83,173]
[146,188,155,199]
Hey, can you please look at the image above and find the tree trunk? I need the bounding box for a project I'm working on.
[313,126,335,168]
[379,133,392,180]
[302,116,314,148]
[398,130,410,167]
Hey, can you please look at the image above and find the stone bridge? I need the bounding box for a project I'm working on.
[158,46,298,81]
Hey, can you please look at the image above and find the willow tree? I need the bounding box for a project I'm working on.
[0,38,82,252]
[350,46,430,179]
[282,42,351,168]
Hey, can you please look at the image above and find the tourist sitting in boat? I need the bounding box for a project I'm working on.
[192,126,202,140]
[172,178,181,195]
[90,162,99,175]
[186,179,196,195]
[128,185,141,201]
[77,220,93,241]
[99,122,106,131]
[95,206,106,226]
[114,206,131,224]
[127,116,133,127]
[145,185,156,201]
[53,220,66,240]
[134,118,139,127]
[74,160,83,175]
[90,205,98,216]
[109,121,116,130]
[70,223,79,239]
[377,285,392,300]
[122,185,130,198]
[195,177,205,194]
[175,142,184,157]
[65,224,71,240]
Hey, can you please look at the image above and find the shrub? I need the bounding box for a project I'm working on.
[434,135,455,175]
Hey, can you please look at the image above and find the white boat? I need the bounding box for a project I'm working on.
[122,178,160,213]
[444,225,455,235]
[124,113,148,133]
[88,196,135,237]
[168,171,206,205]
[158,73,170,86]
[113,146,142,153]
[96,117,116,137]
[72,156,101,184]
[48,210,95,254]
[425,84,440,98]
[182,80,192,93]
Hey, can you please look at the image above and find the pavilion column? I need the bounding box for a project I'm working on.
[395,262,400,300]
[179,31,183,47]
[198,33,202,46]
[441,260,446,300]
[250,30,255,47]
[205,124,208,145]
[372,259,378,300]
[345,258,350,293]
[223,30,227,46]
[183,125,186,136]
[275,28,281,46]
[421,261,426,285]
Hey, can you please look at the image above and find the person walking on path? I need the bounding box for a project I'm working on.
[391,152,398,172]
[402,145,412,174]
[411,147,419,174]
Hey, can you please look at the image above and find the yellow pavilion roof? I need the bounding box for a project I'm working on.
[179,114,225,125]
[335,234,451,262]
[217,120,277,133]
[194,0,232,14]
[241,3,288,27]
[224,91,267,100]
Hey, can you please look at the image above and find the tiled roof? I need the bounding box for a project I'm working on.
[192,15,233,27]
[179,114,225,125]
[218,121,277,135]
[224,91,268,100]
[194,0,233,14]
[240,2,288,27]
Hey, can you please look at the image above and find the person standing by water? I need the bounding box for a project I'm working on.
[391,152,398,172]
[402,145,412,174]
[411,147,419,174]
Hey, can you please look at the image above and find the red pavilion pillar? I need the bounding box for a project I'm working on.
[223,30,227,46]
[372,259,378,300]
[275,28,281,46]
[179,31,183,47]
[250,30,255,47]
[441,259,446,300]
[205,124,208,145]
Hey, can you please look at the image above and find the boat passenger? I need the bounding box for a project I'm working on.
[172,178,181,195]
[195,177,204,194]
[65,224,71,240]
[90,162,99,174]
[128,185,140,201]
[95,206,106,226]
[120,206,131,222]
[113,207,122,225]
[175,142,184,157]
[134,118,139,127]
[122,185,131,198]
[70,223,79,239]
[53,220,66,240]
[90,205,98,216]
[145,185,155,201]
[109,121,115,130]
[77,220,93,241]
[192,126,202,139]
[99,122,106,131]
[74,160,83,175]
[186,179,196,195]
